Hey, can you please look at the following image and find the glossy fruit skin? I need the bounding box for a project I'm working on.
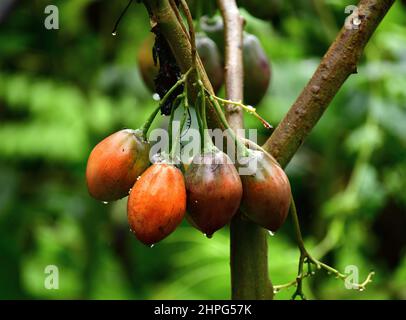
[137,35,158,92]
[86,129,150,201]
[240,150,291,232]
[243,33,271,106]
[185,150,242,237]
[196,33,224,93]
[127,163,186,245]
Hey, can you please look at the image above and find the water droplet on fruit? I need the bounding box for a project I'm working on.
[102,201,109,205]
[136,176,141,181]
[128,188,132,194]
[268,231,275,236]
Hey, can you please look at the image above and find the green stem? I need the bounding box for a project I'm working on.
[208,95,248,157]
[168,98,179,153]
[140,104,161,137]
[195,93,205,152]
[159,68,192,110]
[171,105,189,159]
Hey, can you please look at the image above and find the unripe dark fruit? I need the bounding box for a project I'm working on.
[243,33,271,106]
[86,129,150,201]
[185,150,242,237]
[196,33,224,93]
[240,150,291,232]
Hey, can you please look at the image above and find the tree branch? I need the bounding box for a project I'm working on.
[218,0,244,130]
[262,0,395,168]
[143,0,222,128]
[217,0,274,300]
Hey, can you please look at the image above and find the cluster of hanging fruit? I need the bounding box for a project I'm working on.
[86,2,290,246]
[86,119,291,246]
[86,69,290,247]
[137,15,271,107]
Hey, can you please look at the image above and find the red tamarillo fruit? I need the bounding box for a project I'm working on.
[239,150,291,232]
[185,149,242,237]
[127,162,187,245]
[86,129,150,202]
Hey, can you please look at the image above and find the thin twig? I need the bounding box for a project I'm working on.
[273,199,376,299]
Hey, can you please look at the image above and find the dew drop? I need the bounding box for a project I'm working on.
[268,230,275,237]
[102,201,109,205]
[128,188,132,194]
[194,200,198,204]
[204,233,213,239]
[112,31,117,36]
[152,93,160,101]
[273,289,279,294]
[311,271,316,275]
[359,288,364,292]
[136,176,141,181]
[150,244,155,248]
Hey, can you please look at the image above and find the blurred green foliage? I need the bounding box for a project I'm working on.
[0,0,405,300]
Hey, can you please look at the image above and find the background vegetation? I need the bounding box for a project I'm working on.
[0,0,405,299]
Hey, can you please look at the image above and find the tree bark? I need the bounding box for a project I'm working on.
[217,0,274,300]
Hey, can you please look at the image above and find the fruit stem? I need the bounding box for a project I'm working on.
[159,67,192,110]
[141,67,192,139]
[140,104,162,138]
[168,96,179,153]
[171,104,189,159]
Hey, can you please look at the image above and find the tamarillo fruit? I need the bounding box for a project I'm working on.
[185,149,242,237]
[127,162,187,245]
[239,150,291,232]
[86,129,151,201]
[242,33,271,106]
[196,33,224,93]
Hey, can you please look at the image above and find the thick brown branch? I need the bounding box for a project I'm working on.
[144,0,222,128]
[218,0,274,300]
[263,0,395,168]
